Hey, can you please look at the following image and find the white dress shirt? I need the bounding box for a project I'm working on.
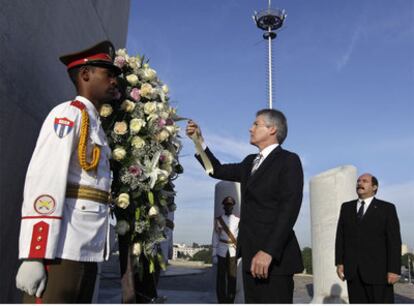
[357,196,374,216]
[255,143,279,169]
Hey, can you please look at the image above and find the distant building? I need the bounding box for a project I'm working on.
[402,244,409,255]
[172,243,207,260]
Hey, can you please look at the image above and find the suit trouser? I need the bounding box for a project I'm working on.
[22,258,97,304]
[347,267,394,304]
[216,253,237,303]
[243,271,294,304]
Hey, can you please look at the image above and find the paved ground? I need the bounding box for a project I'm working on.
[98,254,414,304]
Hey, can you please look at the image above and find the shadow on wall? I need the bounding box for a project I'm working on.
[322,284,347,304]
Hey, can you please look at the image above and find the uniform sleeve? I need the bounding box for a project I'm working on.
[195,147,246,183]
[18,104,80,259]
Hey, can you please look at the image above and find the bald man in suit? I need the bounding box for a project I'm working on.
[335,173,402,303]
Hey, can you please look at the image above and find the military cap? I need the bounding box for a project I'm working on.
[222,196,236,206]
[59,40,121,75]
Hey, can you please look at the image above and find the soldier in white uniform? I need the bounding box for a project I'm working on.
[15,41,121,303]
[212,196,240,303]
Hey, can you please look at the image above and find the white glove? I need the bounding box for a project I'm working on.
[212,256,218,265]
[16,260,47,298]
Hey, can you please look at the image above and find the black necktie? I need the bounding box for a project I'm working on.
[251,153,263,174]
[357,200,365,222]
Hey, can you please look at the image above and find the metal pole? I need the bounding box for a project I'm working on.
[268,27,273,109]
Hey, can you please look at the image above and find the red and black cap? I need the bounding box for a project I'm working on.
[59,40,122,75]
[222,196,236,206]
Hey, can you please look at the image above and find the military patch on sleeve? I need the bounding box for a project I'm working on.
[54,117,74,138]
[34,195,56,215]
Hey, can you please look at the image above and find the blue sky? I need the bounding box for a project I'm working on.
[126,0,414,249]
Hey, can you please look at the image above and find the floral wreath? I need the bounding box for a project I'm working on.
[100,48,183,275]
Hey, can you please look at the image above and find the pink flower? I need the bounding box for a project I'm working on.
[159,154,166,162]
[158,118,167,128]
[114,56,126,68]
[130,88,141,101]
[128,165,142,177]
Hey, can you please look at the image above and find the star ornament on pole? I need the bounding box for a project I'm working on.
[253,1,287,109]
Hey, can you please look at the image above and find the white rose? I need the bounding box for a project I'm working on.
[161,150,174,164]
[113,147,127,161]
[116,193,130,209]
[161,164,173,175]
[116,48,128,57]
[115,220,130,235]
[140,83,153,99]
[159,111,169,119]
[162,84,169,94]
[132,242,142,256]
[121,99,136,113]
[156,103,166,112]
[148,206,159,217]
[130,118,145,134]
[127,56,141,71]
[99,104,113,117]
[114,121,128,135]
[143,102,157,115]
[165,125,180,136]
[155,129,170,142]
[126,74,139,86]
[157,170,169,183]
[139,67,157,81]
[131,136,146,149]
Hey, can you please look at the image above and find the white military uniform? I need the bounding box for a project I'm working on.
[18,95,112,262]
[212,214,239,258]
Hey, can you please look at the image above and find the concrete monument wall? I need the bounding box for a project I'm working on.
[0,1,130,302]
[309,165,358,303]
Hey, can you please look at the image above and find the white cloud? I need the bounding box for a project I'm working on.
[205,132,254,161]
[336,25,362,71]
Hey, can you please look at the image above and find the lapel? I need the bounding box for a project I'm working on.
[350,200,358,225]
[246,145,283,188]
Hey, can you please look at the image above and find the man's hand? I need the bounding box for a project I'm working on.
[16,260,47,297]
[186,120,203,142]
[212,256,218,265]
[387,272,400,284]
[250,250,272,279]
[336,264,345,281]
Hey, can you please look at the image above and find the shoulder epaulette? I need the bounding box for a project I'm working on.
[70,100,86,110]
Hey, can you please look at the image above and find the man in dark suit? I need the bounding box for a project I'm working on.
[186,109,304,303]
[335,173,402,303]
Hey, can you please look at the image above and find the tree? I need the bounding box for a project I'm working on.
[401,253,414,275]
[302,247,313,274]
[191,248,213,264]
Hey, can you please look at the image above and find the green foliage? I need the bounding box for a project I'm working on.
[401,253,414,269]
[191,248,213,264]
[302,247,313,275]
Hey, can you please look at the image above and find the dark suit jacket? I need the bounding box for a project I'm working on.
[197,146,304,275]
[335,198,402,284]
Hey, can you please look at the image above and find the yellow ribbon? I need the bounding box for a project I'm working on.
[190,131,214,175]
